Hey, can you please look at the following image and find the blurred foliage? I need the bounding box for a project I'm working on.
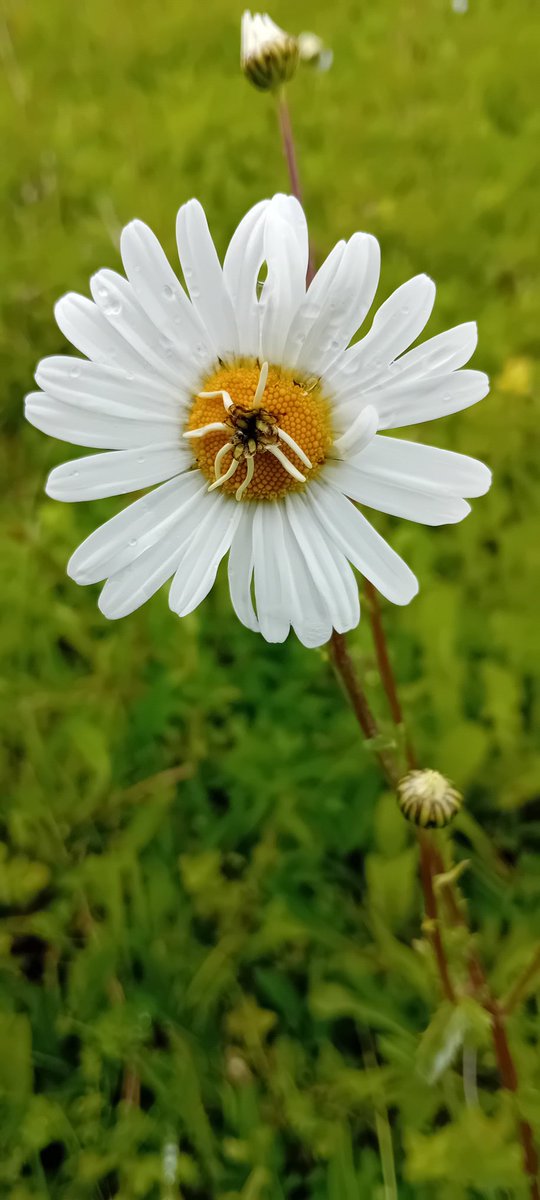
[0,0,539,1195]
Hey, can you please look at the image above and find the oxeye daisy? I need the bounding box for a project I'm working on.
[25,194,491,648]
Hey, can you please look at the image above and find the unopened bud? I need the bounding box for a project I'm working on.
[397,769,462,829]
[298,32,333,73]
[241,11,299,91]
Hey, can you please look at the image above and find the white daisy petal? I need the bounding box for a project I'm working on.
[333,274,436,392]
[55,293,149,372]
[370,321,479,387]
[25,391,180,451]
[259,199,308,361]
[310,480,419,606]
[252,504,291,642]
[351,435,492,498]
[281,516,332,648]
[228,505,260,633]
[35,356,181,415]
[46,444,189,502]
[99,534,184,619]
[333,404,378,458]
[270,194,309,273]
[98,481,210,618]
[223,200,269,358]
[120,218,214,380]
[287,232,380,375]
[254,501,334,647]
[176,199,239,357]
[169,494,241,616]
[325,460,471,525]
[282,240,345,365]
[353,369,490,430]
[68,473,206,585]
[285,492,360,634]
[90,269,191,388]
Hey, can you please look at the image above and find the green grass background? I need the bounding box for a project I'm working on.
[1,0,539,1195]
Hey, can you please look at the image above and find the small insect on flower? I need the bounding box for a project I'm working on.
[241,11,299,90]
[26,194,491,646]
[397,769,462,828]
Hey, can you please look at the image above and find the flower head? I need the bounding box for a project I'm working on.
[397,769,462,828]
[26,195,491,647]
[241,11,299,90]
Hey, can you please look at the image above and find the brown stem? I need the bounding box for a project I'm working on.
[429,847,539,1195]
[489,1000,540,1197]
[417,832,456,1004]
[275,89,316,285]
[329,641,539,1195]
[329,631,400,787]
[364,580,416,769]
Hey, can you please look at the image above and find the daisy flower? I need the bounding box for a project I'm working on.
[25,194,491,648]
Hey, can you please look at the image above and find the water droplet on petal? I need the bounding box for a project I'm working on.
[70,365,81,379]
[163,284,175,300]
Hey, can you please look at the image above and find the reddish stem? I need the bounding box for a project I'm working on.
[329,631,400,786]
[275,90,316,285]
[364,580,416,769]
[418,832,456,1004]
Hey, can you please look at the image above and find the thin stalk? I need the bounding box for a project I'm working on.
[329,631,400,787]
[275,88,316,284]
[418,831,457,1005]
[364,580,416,769]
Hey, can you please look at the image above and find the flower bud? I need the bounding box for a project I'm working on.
[298,32,333,73]
[241,11,299,91]
[397,769,462,829]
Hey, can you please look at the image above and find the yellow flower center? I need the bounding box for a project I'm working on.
[185,361,332,502]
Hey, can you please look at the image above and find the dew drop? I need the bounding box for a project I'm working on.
[105,300,122,318]
[401,307,410,316]
[128,537,138,547]
[163,284,175,300]
[70,365,81,379]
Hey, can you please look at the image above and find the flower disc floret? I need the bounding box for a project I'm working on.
[186,361,332,501]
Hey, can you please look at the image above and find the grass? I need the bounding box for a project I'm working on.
[0,0,539,1195]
